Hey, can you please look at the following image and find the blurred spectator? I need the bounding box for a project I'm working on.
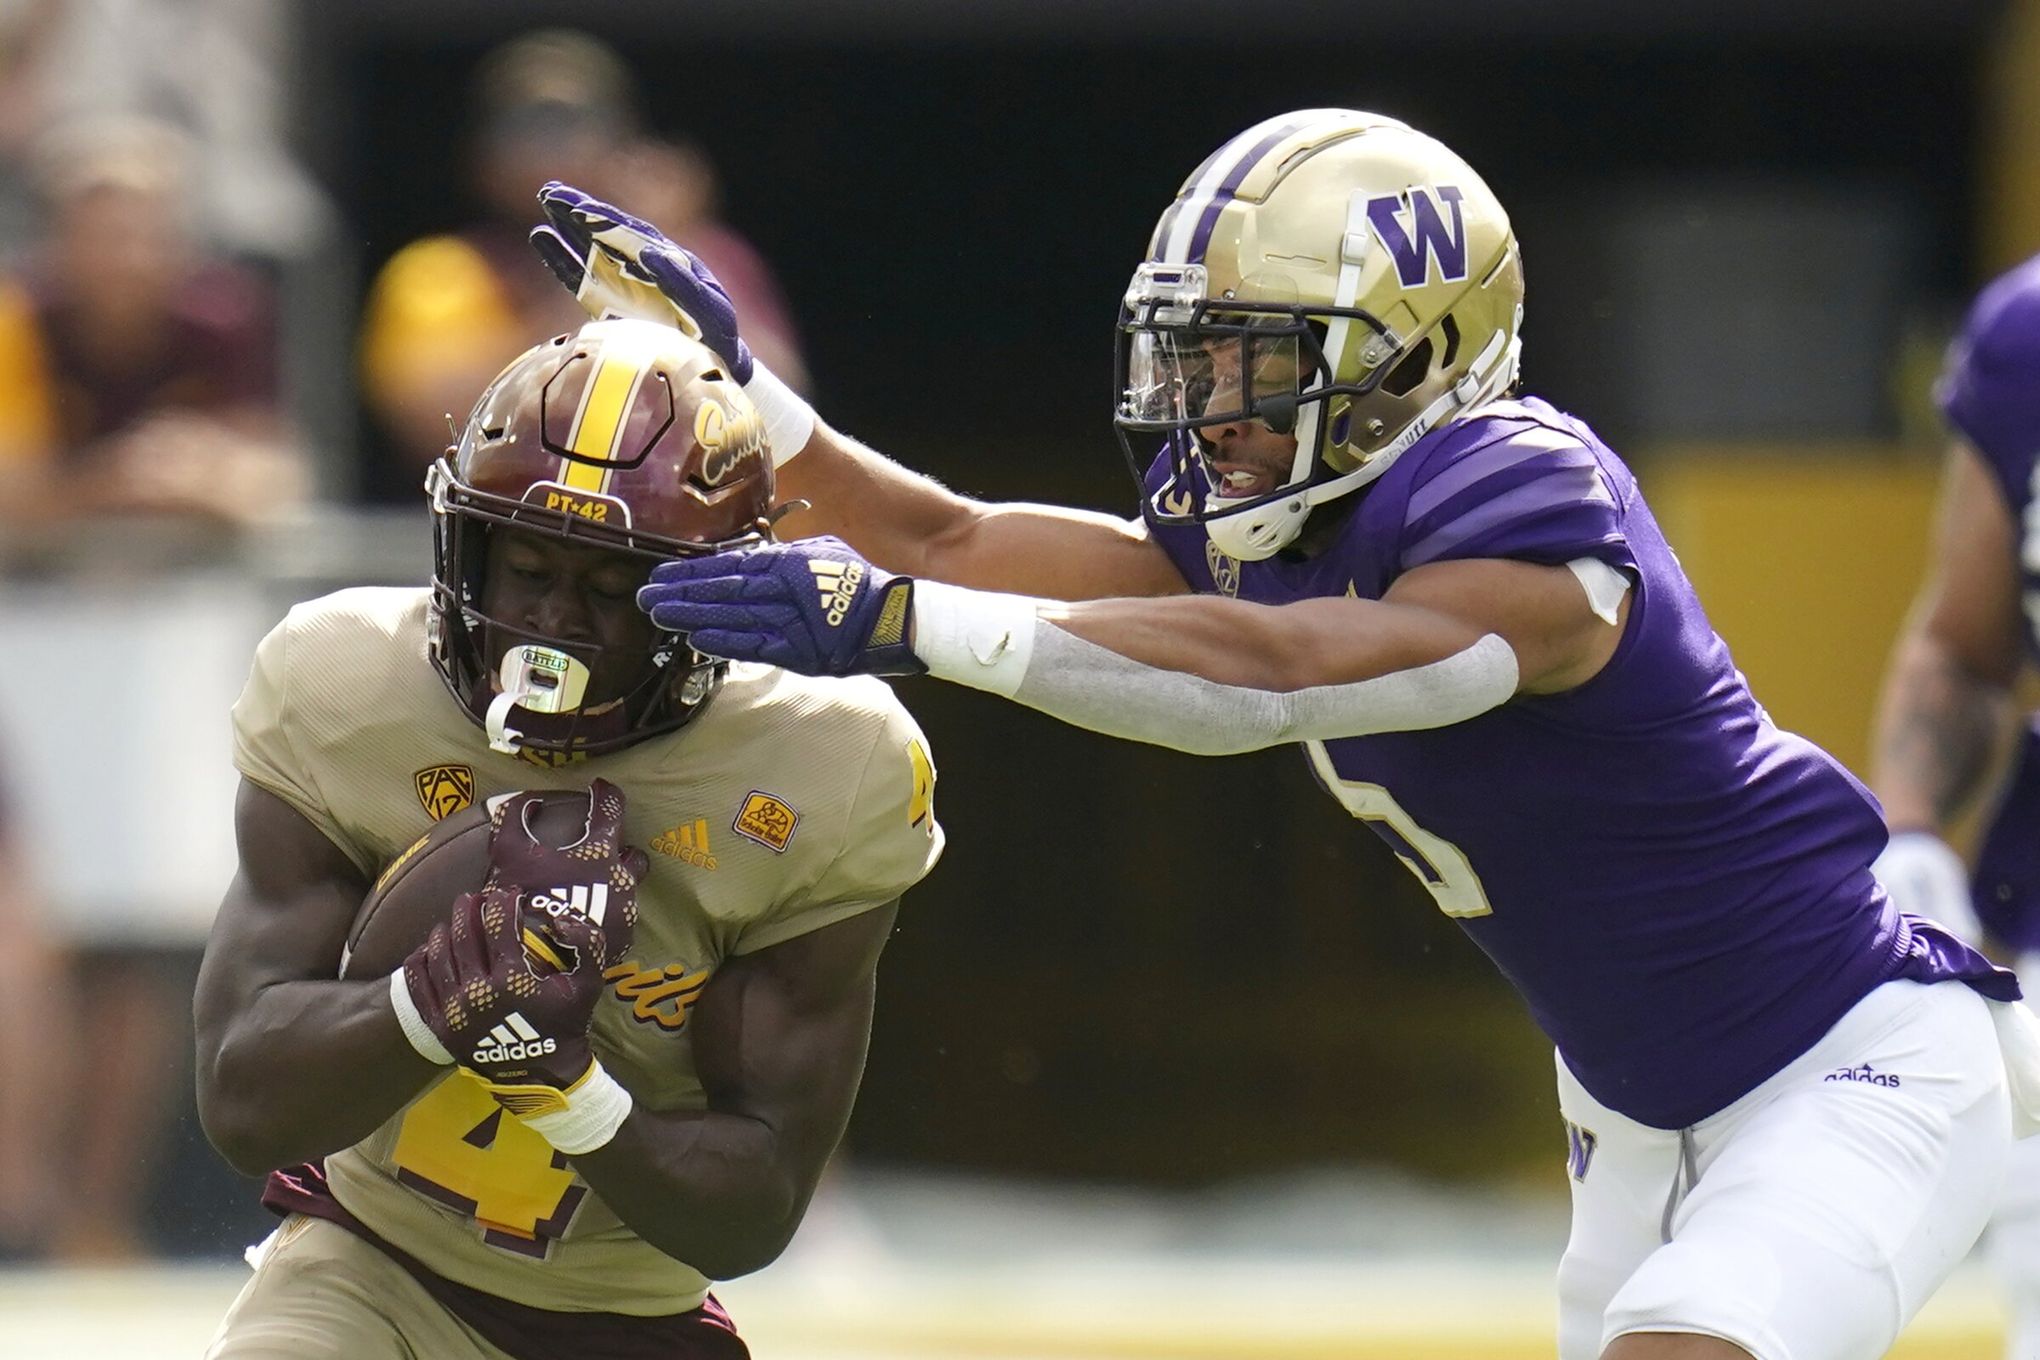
[607,136,809,393]
[27,0,328,265]
[0,115,307,547]
[0,115,302,1263]
[358,27,805,502]
[0,780,63,1260]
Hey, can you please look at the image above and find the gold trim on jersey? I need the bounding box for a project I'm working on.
[907,739,935,831]
[414,763,476,820]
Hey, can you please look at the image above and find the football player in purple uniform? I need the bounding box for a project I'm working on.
[533,111,2040,1360]
[1870,251,2040,1360]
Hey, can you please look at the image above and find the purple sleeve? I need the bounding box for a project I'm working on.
[1396,425,1632,575]
[1938,255,2040,507]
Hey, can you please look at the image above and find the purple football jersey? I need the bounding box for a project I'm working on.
[1940,252,2040,950]
[1145,397,2014,1129]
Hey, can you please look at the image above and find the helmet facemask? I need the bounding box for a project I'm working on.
[428,462,752,762]
[1116,262,1409,560]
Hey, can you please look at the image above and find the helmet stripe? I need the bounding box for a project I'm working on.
[558,354,639,494]
[1155,112,1320,266]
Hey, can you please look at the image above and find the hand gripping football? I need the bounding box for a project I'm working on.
[340,789,594,980]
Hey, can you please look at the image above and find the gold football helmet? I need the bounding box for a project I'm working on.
[1115,109,1524,560]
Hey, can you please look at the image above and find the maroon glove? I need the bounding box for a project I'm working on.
[485,778,646,971]
[400,881,614,1101]
[395,780,648,1147]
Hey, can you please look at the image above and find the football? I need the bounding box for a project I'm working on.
[339,789,593,979]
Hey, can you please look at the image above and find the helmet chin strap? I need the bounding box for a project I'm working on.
[1202,326,1521,562]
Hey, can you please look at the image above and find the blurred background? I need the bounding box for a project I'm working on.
[0,0,2034,1355]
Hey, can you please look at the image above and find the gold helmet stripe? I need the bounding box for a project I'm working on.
[557,352,644,494]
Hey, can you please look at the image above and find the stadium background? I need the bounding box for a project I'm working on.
[5,0,2037,1355]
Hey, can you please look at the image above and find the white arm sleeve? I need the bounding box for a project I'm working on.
[910,580,1520,757]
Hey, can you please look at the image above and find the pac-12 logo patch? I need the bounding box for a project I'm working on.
[733,791,799,852]
[414,764,475,821]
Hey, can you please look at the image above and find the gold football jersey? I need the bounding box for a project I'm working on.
[231,587,942,1314]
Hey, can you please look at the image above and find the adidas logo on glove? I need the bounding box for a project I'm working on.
[810,559,864,626]
[528,883,610,926]
[472,1012,558,1065]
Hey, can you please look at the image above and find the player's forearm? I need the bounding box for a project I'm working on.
[776,423,1185,600]
[1047,594,1483,690]
[198,979,440,1174]
[1870,630,2017,831]
[911,587,1518,754]
[570,1108,807,1279]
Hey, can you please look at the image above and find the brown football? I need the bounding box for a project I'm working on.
[339,789,593,979]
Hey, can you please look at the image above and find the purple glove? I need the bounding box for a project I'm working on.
[530,181,753,384]
[638,537,924,678]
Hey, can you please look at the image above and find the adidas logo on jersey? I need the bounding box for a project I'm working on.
[809,559,865,626]
[651,818,718,869]
[472,1012,557,1065]
[527,883,610,926]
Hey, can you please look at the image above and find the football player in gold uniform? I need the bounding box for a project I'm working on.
[194,318,942,1360]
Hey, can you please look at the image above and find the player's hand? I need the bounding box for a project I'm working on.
[399,880,615,1103]
[639,537,925,678]
[1872,830,1985,945]
[530,181,753,384]
[484,779,646,969]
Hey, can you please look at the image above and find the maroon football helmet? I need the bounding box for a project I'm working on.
[427,318,774,759]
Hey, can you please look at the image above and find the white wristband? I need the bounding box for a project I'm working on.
[388,969,453,1066]
[518,1061,635,1155]
[743,361,817,468]
[910,580,1041,697]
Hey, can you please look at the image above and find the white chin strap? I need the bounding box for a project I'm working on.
[1203,328,1521,563]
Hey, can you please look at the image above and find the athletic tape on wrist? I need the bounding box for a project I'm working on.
[743,362,817,467]
[388,970,454,1066]
[517,1061,635,1155]
[909,580,1040,697]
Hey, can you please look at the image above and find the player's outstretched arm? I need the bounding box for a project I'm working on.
[194,781,444,1175]
[773,419,1191,601]
[566,901,898,1279]
[640,542,1626,754]
[531,181,1188,602]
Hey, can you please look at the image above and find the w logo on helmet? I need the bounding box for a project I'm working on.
[1366,185,1469,289]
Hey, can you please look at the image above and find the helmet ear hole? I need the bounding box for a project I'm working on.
[1381,338,1434,398]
